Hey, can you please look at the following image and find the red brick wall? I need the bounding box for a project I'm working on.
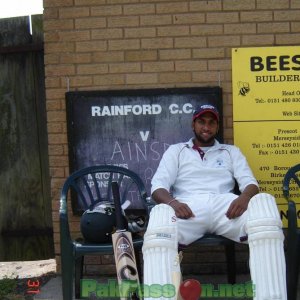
[43,0,300,274]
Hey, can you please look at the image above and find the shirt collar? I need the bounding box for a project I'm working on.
[187,138,220,149]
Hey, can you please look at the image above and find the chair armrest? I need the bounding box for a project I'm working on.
[146,196,156,214]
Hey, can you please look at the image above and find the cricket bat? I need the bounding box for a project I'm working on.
[112,181,140,300]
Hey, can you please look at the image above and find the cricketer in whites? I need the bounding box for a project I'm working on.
[142,104,287,300]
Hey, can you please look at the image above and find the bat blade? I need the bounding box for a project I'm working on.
[112,181,140,300]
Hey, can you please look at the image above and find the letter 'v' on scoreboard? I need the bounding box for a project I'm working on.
[232,46,300,227]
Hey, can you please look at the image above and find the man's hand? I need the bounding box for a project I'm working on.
[226,195,249,219]
[226,184,259,219]
[151,188,195,219]
[169,200,195,219]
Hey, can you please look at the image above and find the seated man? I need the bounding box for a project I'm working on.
[142,104,286,300]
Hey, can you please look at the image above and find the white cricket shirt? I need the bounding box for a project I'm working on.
[151,138,258,200]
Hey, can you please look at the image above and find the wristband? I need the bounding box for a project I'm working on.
[167,199,177,206]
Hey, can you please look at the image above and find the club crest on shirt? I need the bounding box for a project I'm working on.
[216,158,224,167]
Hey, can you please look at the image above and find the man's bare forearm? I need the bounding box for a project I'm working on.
[152,188,173,204]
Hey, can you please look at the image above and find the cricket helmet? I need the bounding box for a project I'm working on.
[80,202,117,243]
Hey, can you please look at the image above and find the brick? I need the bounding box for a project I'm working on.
[126,73,158,84]
[93,51,124,63]
[101,255,115,264]
[58,30,90,42]
[190,0,222,11]
[109,62,141,73]
[258,22,290,33]
[276,33,300,44]
[242,34,274,45]
[47,123,63,134]
[224,23,256,34]
[241,11,273,22]
[159,49,191,60]
[173,13,205,24]
[193,48,224,59]
[93,74,125,85]
[208,35,240,47]
[46,88,66,100]
[223,0,255,10]
[44,32,59,42]
[257,0,289,9]
[156,2,188,14]
[108,39,140,51]
[84,255,102,264]
[191,24,223,36]
[140,15,172,26]
[47,111,67,122]
[125,27,156,38]
[107,16,139,28]
[59,7,90,19]
[69,76,93,87]
[43,19,74,31]
[92,28,123,40]
[208,59,231,70]
[159,72,191,84]
[291,0,300,8]
[125,50,157,61]
[44,42,75,54]
[85,264,115,275]
[274,10,300,21]
[75,17,106,29]
[107,0,140,3]
[175,60,207,71]
[91,5,122,16]
[141,38,173,49]
[44,0,73,7]
[48,145,64,156]
[192,71,225,83]
[48,135,68,146]
[76,41,107,52]
[175,37,206,48]
[157,26,189,37]
[43,8,59,19]
[291,22,300,32]
[75,0,105,5]
[207,12,239,23]
[77,64,108,75]
[60,53,91,64]
[123,4,155,15]
[45,65,76,76]
[142,61,174,72]
[44,54,60,64]
[45,77,61,88]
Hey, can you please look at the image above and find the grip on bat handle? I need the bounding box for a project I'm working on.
[112,181,127,231]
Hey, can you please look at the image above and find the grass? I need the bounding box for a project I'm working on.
[0,276,18,299]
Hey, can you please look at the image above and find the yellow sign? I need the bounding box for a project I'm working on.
[232,46,300,227]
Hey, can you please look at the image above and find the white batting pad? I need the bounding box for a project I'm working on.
[246,193,287,300]
[143,204,181,300]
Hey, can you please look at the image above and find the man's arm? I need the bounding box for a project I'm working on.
[226,183,259,219]
[152,188,195,219]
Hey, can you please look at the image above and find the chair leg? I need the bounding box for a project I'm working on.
[61,245,74,300]
[287,234,300,300]
[225,242,236,284]
[75,256,84,299]
[134,249,142,282]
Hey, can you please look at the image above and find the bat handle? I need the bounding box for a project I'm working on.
[112,181,127,231]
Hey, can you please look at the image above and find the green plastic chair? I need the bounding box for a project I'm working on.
[283,163,300,300]
[59,165,148,300]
